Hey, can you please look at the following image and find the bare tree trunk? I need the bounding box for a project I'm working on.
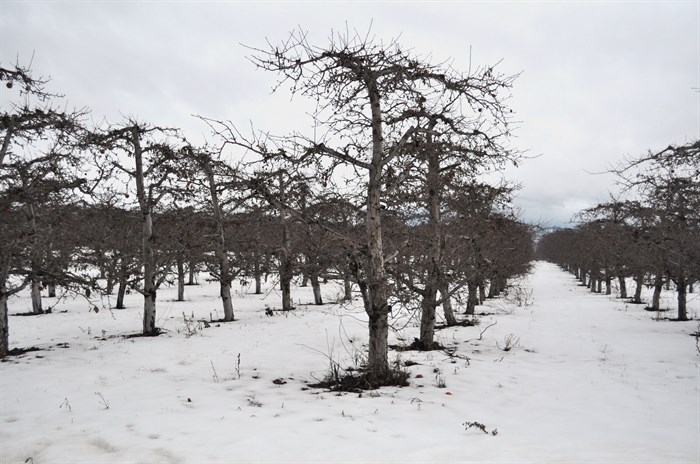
[0,270,9,358]
[281,273,293,310]
[176,258,185,302]
[440,280,457,326]
[220,282,234,321]
[25,202,43,315]
[419,293,437,347]
[465,281,478,315]
[143,279,157,334]
[487,280,497,298]
[418,131,441,348]
[0,293,7,357]
[343,272,352,301]
[202,156,234,322]
[278,173,294,312]
[300,272,309,287]
[141,211,158,335]
[478,280,486,305]
[255,273,262,294]
[365,163,390,374]
[589,273,596,292]
[0,262,31,357]
[597,279,602,294]
[31,279,42,314]
[618,276,627,299]
[689,282,694,293]
[651,273,663,311]
[580,271,587,287]
[254,255,263,295]
[187,262,196,285]
[47,283,56,298]
[115,258,128,309]
[116,278,127,309]
[105,273,115,295]
[632,273,644,304]
[677,280,687,321]
[310,273,323,305]
[132,130,158,336]
[604,277,611,295]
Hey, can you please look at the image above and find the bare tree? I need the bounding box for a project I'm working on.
[1,63,93,356]
[616,141,700,320]
[181,146,254,321]
[86,120,188,335]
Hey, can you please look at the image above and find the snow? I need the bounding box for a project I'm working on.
[1,262,698,463]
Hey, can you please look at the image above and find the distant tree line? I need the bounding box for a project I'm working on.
[1,30,534,387]
[538,140,700,321]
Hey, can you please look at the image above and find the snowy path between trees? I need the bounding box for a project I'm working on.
[1,262,698,463]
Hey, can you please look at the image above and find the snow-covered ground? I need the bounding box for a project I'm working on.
[1,262,698,463]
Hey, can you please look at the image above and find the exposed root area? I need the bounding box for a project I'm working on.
[390,338,445,352]
[310,369,410,392]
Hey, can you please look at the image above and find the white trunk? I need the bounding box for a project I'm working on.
[133,129,158,336]
[31,279,42,314]
[220,282,234,321]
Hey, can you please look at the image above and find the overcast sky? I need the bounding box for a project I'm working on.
[1,1,698,227]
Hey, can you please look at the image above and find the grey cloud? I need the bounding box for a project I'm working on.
[1,2,697,227]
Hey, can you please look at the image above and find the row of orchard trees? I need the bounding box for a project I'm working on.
[1,30,534,384]
[538,140,700,321]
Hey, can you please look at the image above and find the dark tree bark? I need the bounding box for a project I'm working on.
[487,280,497,298]
[418,127,441,347]
[254,254,263,295]
[343,271,353,301]
[478,281,486,305]
[0,294,7,357]
[105,273,115,295]
[277,173,294,312]
[651,273,663,311]
[632,273,644,304]
[187,262,196,285]
[676,280,688,321]
[176,258,185,302]
[309,272,323,305]
[465,281,478,315]
[199,153,235,321]
[255,274,262,294]
[116,278,127,309]
[440,279,457,326]
[114,258,129,309]
[618,276,627,299]
[0,264,10,357]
